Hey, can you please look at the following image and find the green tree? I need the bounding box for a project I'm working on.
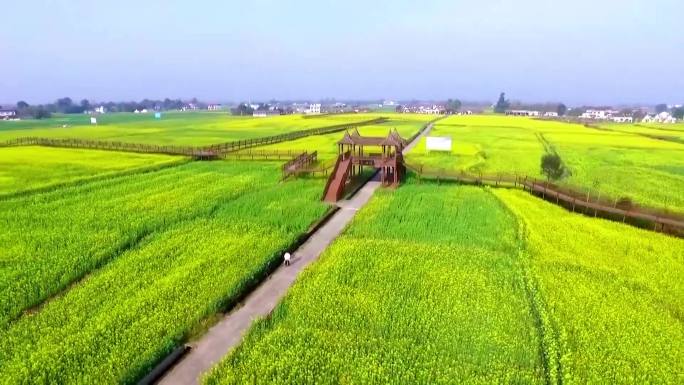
[33,108,52,119]
[16,101,29,110]
[672,107,684,120]
[540,153,566,181]
[655,103,668,113]
[56,97,73,112]
[231,103,254,116]
[494,92,509,113]
[446,99,462,113]
[557,103,567,116]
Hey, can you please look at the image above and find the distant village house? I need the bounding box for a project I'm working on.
[181,103,199,111]
[0,109,18,120]
[506,110,540,117]
[579,109,620,120]
[307,103,321,115]
[642,112,677,124]
[253,110,281,118]
[612,116,633,123]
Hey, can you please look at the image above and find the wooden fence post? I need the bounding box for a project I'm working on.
[556,189,559,204]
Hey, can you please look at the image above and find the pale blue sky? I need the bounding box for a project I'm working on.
[1,0,682,105]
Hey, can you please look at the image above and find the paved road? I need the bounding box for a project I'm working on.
[156,122,433,385]
[403,122,434,154]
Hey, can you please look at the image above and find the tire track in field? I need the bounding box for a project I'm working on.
[490,190,564,385]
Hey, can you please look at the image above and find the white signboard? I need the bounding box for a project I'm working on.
[90,117,97,125]
[426,136,452,152]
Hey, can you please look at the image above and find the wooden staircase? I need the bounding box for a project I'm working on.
[322,154,352,203]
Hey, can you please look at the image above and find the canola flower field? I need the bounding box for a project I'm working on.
[206,182,546,384]
[250,114,436,163]
[405,115,684,211]
[2,110,682,384]
[600,122,684,142]
[0,111,381,145]
[206,179,683,384]
[494,189,684,384]
[0,145,185,196]
[0,161,328,384]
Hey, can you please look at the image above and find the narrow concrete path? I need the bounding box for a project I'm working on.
[156,121,434,385]
[157,179,381,385]
[404,122,434,153]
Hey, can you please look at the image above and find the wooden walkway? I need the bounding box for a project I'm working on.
[281,151,318,179]
[0,117,387,158]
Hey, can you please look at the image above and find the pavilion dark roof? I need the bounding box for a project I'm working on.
[337,129,406,147]
[338,131,356,145]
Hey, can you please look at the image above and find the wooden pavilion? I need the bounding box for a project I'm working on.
[323,129,407,202]
[336,128,407,185]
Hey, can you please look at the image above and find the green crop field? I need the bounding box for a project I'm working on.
[0,161,327,383]
[250,114,436,163]
[2,109,682,385]
[0,145,184,196]
[2,161,265,328]
[206,182,546,384]
[493,189,684,384]
[599,122,684,142]
[405,115,684,211]
[0,112,383,146]
[206,180,684,384]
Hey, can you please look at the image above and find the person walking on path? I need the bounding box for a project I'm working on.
[283,252,291,266]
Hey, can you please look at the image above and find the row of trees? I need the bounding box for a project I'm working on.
[393,99,463,114]
[230,103,290,116]
[495,92,683,119]
[13,97,205,119]
[495,92,568,116]
[673,107,684,120]
[656,103,684,119]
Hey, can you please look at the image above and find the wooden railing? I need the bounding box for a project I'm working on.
[1,137,214,157]
[221,149,307,161]
[282,151,318,179]
[203,117,387,154]
[405,163,684,236]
